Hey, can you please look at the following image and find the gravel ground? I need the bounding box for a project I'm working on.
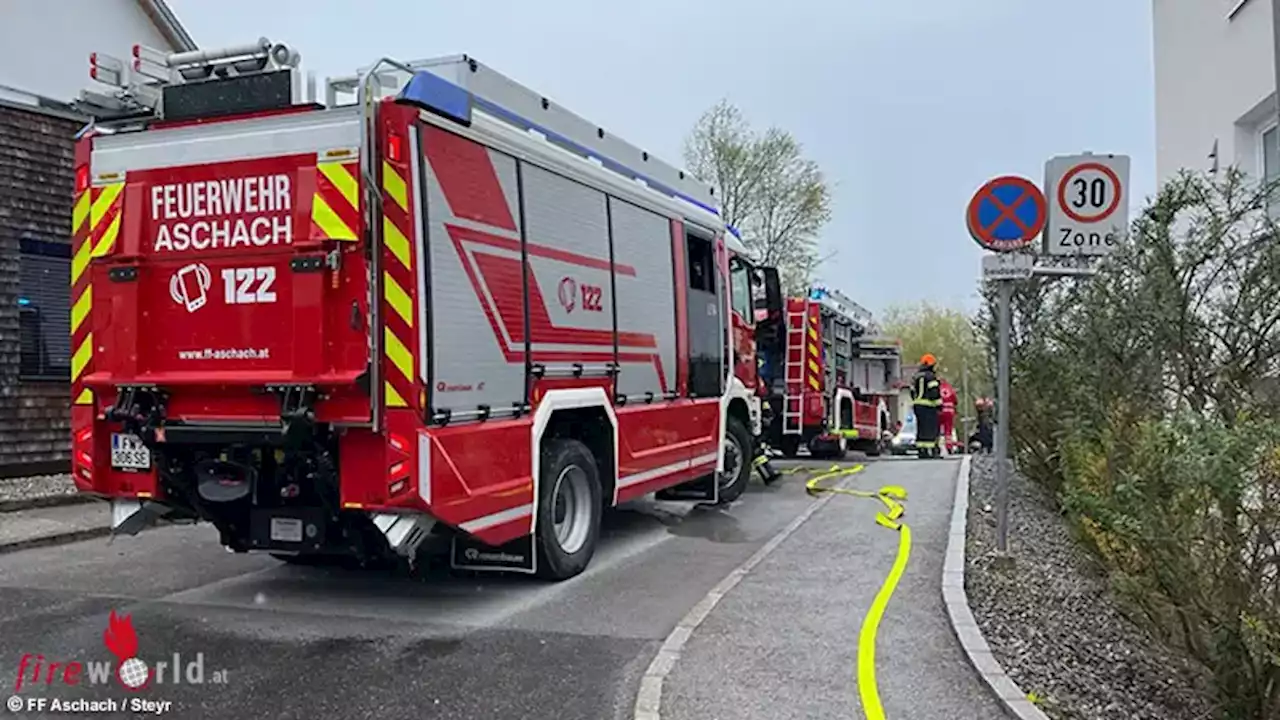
[965,455,1218,720]
[0,473,77,503]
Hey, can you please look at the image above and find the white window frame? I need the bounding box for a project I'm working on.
[1259,121,1278,179]
[1258,121,1280,216]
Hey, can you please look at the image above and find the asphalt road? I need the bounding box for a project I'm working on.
[662,457,1005,720]
[0,462,823,720]
[0,457,995,720]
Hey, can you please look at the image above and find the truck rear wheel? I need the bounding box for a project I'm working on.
[717,416,752,504]
[536,438,602,581]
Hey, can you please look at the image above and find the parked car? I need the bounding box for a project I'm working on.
[890,413,917,455]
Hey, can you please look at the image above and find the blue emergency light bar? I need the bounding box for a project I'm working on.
[396,70,473,126]
[395,65,722,219]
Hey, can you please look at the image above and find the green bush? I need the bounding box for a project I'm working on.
[985,169,1280,720]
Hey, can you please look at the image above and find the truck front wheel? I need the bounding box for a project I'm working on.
[717,416,753,504]
[535,438,602,581]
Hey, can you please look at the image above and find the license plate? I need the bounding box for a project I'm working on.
[110,433,151,470]
[270,517,303,543]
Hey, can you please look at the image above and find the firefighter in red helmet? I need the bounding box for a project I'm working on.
[910,354,943,458]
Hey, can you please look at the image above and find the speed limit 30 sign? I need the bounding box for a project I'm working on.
[1043,153,1130,256]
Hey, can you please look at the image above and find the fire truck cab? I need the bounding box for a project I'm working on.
[69,40,757,580]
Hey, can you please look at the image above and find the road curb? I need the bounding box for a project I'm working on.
[631,467,857,720]
[0,493,97,514]
[0,526,112,556]
[943,455,1050,720]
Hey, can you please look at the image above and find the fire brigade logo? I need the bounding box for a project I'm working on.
[103,610,150,691]
[169,263,212,313]
[557,276,577,313]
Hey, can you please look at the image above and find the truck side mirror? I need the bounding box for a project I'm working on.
[755,266,784,349]
[761,266,782,319]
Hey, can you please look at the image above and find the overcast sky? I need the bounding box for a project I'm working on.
[169,0,1155,316]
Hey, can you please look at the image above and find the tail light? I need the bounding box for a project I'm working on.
[387,131,404,163]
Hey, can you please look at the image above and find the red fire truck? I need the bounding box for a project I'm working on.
[749,285,901,459]
[69,40,770,579]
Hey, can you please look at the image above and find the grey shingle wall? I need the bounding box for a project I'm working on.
[0,103,81,472]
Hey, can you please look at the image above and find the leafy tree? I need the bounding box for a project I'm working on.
[881,302,990,423]
[682,100,832,293]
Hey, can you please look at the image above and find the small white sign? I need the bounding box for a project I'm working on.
[982,253,1034,281]
[1044,153,1130,256]
[270,517,304,543]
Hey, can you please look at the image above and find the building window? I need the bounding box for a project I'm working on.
[19,238,72,379]
[1264,125,1279,181]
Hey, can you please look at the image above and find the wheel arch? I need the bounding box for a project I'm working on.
[720,377,758,473]
[531,388,619,529]
[833,387,855,431]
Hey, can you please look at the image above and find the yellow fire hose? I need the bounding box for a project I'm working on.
[803,464,912,720]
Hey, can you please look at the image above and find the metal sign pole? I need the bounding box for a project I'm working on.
[994,278,1012,554]
[969,157,1122,558]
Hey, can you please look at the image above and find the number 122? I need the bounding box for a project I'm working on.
[221,267,277,305]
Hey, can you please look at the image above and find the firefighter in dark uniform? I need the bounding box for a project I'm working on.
[911,354,943,459]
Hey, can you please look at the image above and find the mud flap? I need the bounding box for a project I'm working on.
[450,533,536,573]
[655,473,719,503]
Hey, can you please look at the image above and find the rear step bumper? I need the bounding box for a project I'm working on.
[110,498,194,535]
[109,496,436,560]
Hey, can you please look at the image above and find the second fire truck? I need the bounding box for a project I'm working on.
[750,285,902,459]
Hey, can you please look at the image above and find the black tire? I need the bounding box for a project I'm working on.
[535,438,603,581]
[809,436,846,460]
[717,415,753,504]
[778,435,801,458]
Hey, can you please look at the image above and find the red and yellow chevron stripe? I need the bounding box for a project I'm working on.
[311,156,360,242]
[71,176,125,405]
[380,157,417,411]
[806,306,822,392]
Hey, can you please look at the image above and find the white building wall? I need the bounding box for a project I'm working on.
[0,0,176,104]
[1153,0,1276,182]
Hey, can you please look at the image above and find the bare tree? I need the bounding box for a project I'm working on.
[683,100,832,292]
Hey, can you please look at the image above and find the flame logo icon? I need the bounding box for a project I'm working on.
[557,276,577,313]
[103,610,151,691]
[169,263,212,313]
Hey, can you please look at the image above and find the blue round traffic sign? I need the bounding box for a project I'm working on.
[966,176,1046,252]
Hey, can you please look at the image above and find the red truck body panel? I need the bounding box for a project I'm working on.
[72,95,729,549]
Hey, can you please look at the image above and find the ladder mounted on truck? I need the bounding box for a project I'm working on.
[326,54,721,216]
[77,38,314,123]
[809,285,876,334]
[781,296,811,435]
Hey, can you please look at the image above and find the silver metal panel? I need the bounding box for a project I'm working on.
[422,139,527,415]
[609,197,676,399]
[520,164,615,360]
[91,107,360,174]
